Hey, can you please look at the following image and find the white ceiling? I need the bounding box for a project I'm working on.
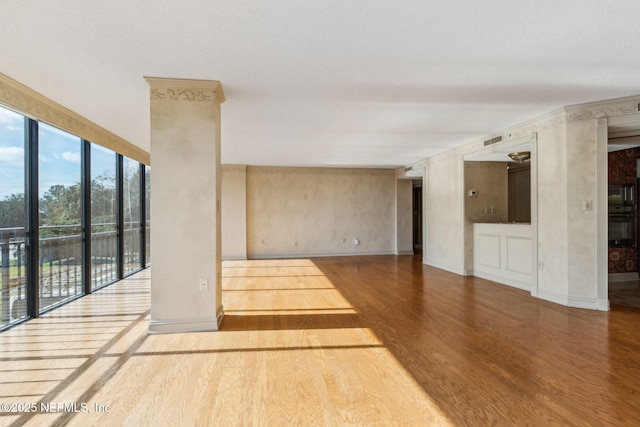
[1,1,639,168]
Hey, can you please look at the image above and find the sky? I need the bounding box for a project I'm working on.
[0,104,129,200]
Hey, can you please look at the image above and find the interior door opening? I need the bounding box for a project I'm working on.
[607,125,640,309]
[413,180,423,253]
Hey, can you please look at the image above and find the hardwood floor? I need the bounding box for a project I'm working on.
[609,280,640,308]
[1,255,639,426]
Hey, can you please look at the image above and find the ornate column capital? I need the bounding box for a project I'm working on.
[144,77,225,104]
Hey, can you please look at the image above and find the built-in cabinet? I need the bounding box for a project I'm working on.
[473,223,533,290]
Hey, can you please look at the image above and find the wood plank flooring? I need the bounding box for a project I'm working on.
[0,255,639,426]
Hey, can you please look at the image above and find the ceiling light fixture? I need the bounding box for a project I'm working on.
[507,151,530,163]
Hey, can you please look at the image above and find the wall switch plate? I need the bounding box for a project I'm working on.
[199,278,208,291]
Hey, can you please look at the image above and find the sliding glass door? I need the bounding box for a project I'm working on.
[123,158,141,276]
[38,123,83,312]
[91,145,118,289]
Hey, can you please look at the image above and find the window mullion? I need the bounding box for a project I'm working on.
[82,140,91,294]
[116,154,124,280]
[25,118,39,317]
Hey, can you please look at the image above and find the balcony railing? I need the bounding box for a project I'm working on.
[1,222,143,324]
[0,227,27,324]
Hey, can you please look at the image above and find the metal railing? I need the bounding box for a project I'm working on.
[39,225,83,312]
[1,222,144,324]
[0,227,27,324]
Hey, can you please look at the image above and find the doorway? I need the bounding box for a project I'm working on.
[413,180,423,253]
[606,123,640,309]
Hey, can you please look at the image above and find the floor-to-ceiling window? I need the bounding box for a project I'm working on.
[0,103,150,331]
[91,144,118,289]
[0,106,27,327]
[123,157,141,276]
[38,123,83,312]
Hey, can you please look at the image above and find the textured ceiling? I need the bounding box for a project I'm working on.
[1,1,639,168]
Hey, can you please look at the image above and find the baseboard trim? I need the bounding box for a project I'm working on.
[423,258,465,275]
[247,251,396,259]
[568,296,599,310]
[472,271,530,292]
[148,305,225,334]
[536,289,570,307]
[536,289,600,310]
[596,297,610,311]
[396,250,414,255]
[222,255,248,261]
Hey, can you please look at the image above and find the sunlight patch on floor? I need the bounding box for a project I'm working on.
[0,262,454,426]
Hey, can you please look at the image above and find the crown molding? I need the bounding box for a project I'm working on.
[0,72,149,165]
[564,94,640,113]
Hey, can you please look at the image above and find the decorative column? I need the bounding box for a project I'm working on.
[145,77,225,334]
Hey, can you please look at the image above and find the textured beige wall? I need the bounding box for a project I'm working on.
[221,165,247,260]
[566,118,598,299]
[463,162,509,272]
[423,111,570,299]
[533,116,569,298]
[464,162,509,223]
[396,179,413,255]
[246,166,396,258]
[424,153,465,274]
[421,95,639,310]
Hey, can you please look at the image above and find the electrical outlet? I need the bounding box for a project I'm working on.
[199,278,208,291]
[538,260,544,270]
